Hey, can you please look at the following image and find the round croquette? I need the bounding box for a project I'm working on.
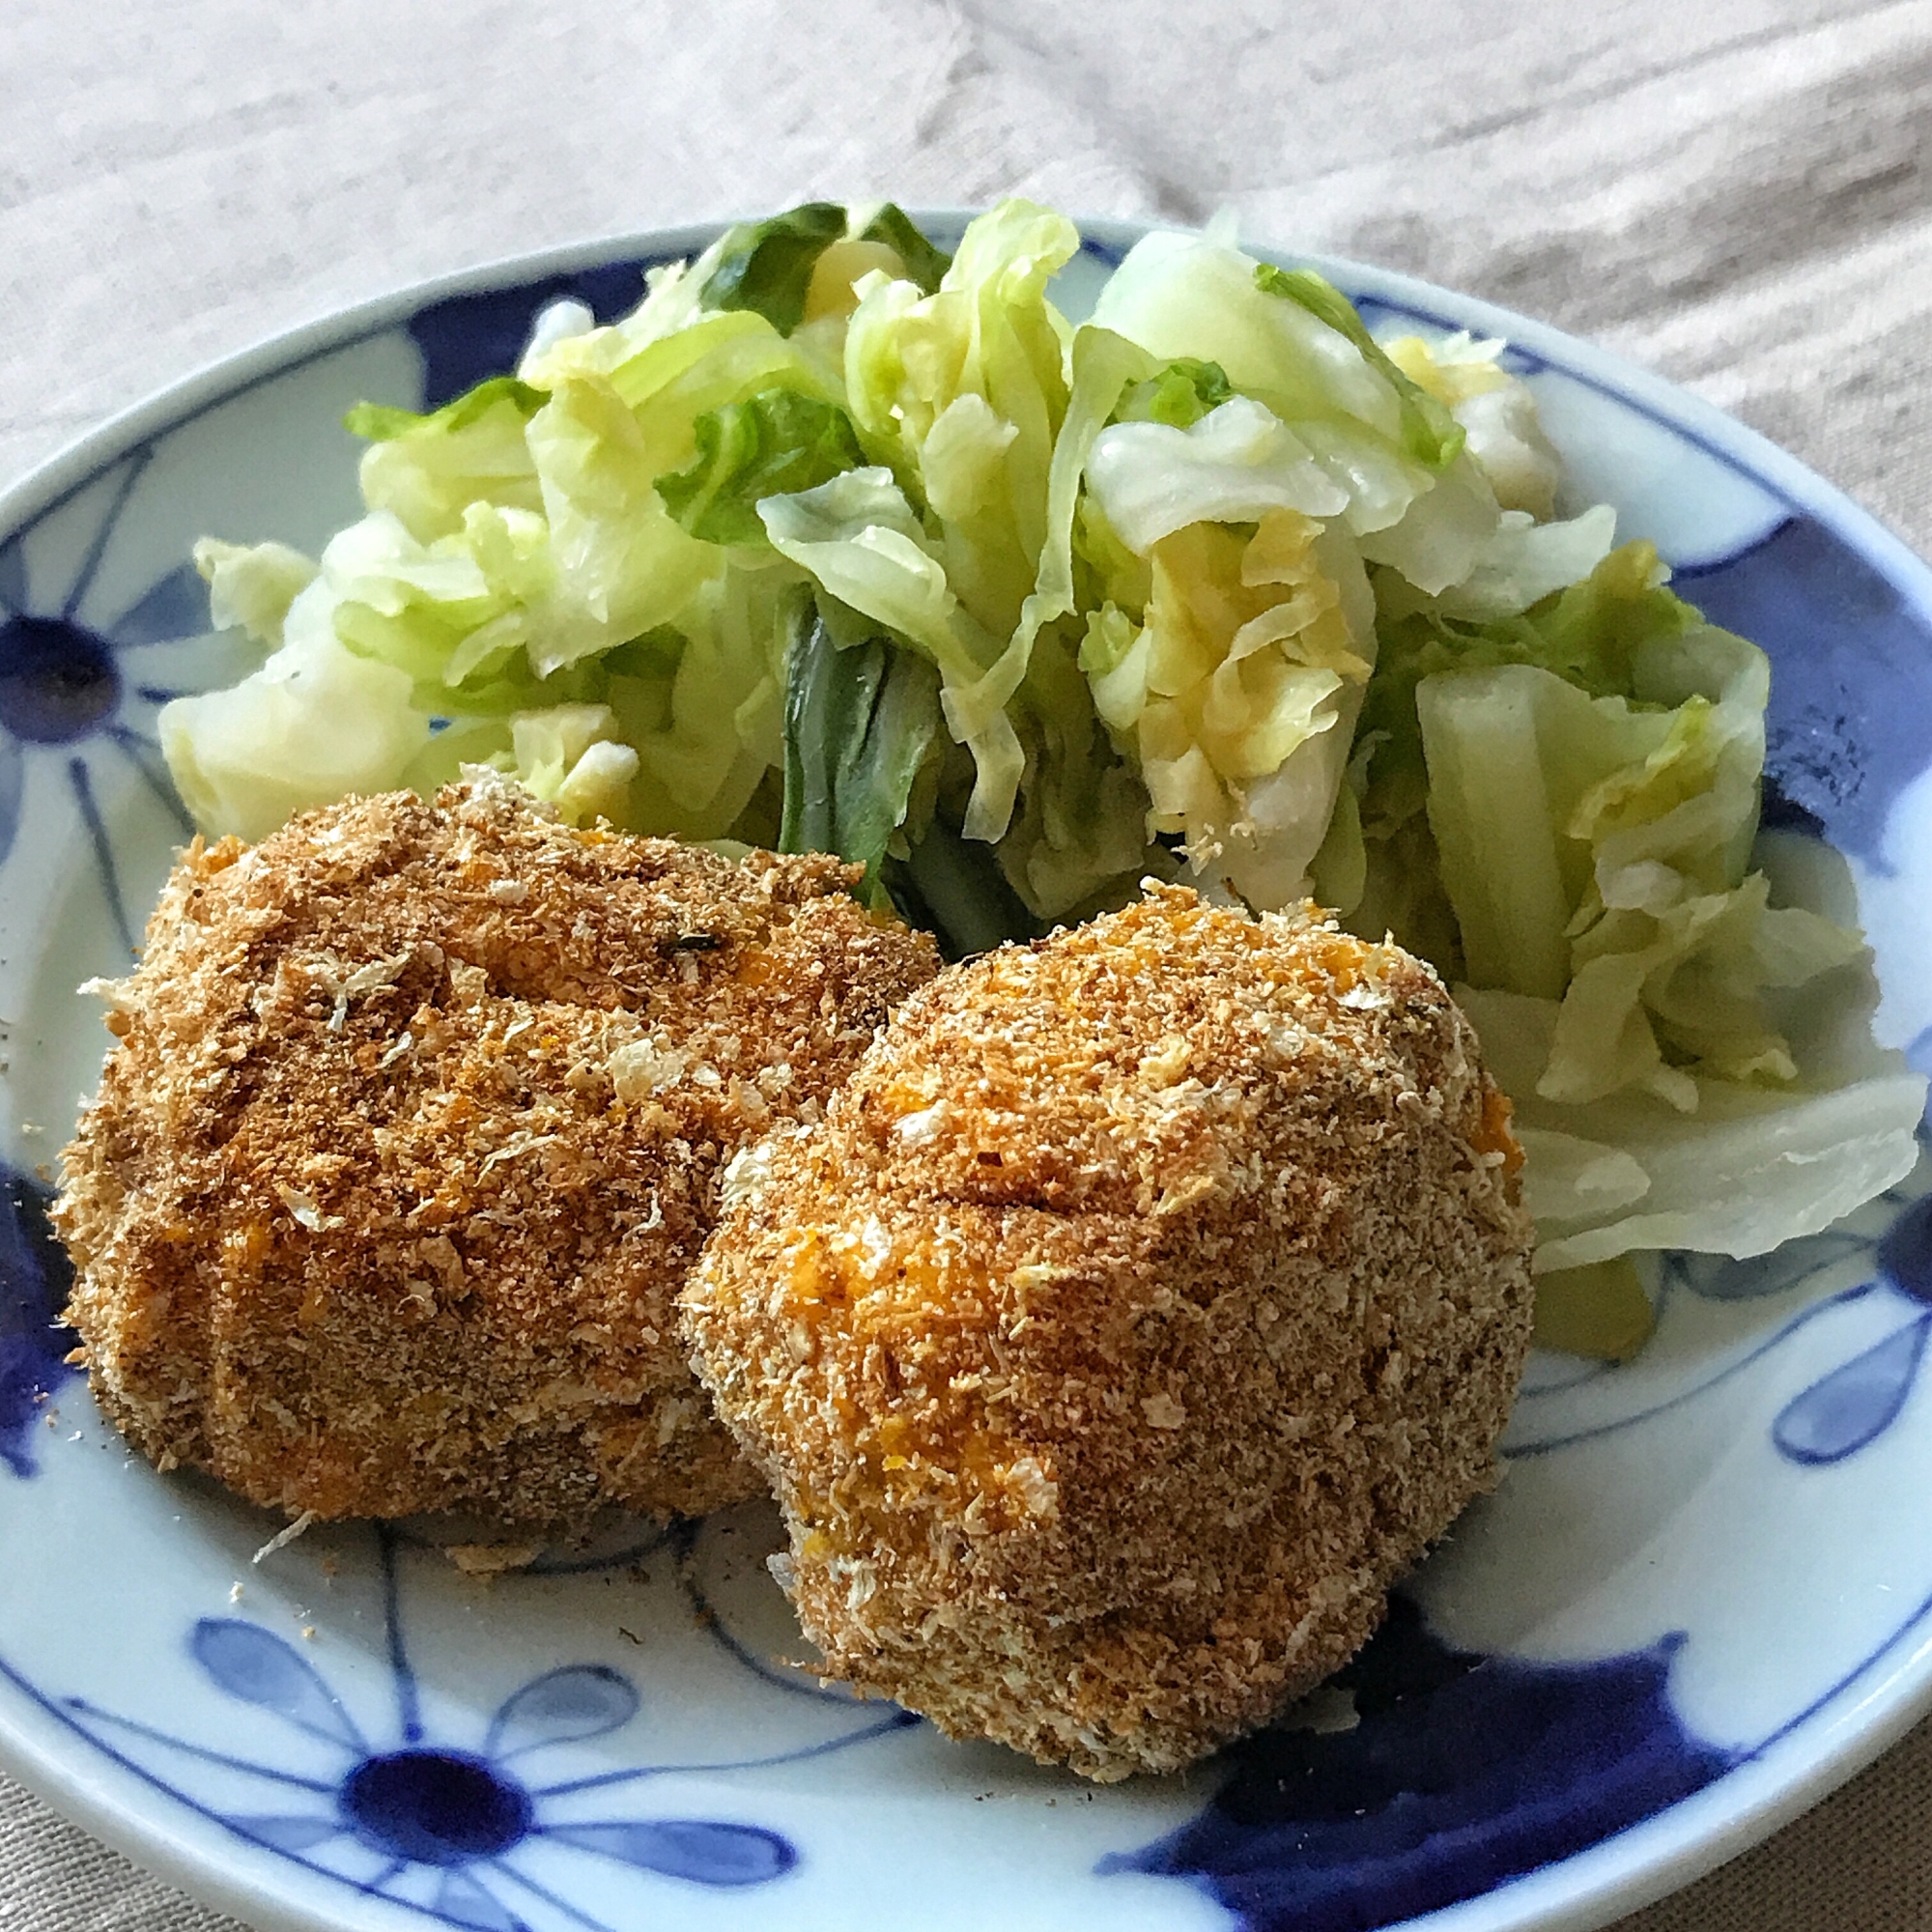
[680,885,1536,1780]
[55,774,939,1529]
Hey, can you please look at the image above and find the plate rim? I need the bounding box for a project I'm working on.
[3,207,1931,1932]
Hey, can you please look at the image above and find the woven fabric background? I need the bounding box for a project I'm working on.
[4,1,1931,1925]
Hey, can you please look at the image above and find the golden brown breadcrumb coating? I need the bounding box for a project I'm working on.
[681,885,1535,1780]
[55,775,939,1530]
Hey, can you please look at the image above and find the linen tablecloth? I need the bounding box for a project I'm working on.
[5,2,1931,1924]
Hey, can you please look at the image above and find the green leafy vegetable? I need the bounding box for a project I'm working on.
[607,567,799,840]
[508,702,639,826]
[845,200,1081,847]
[339,379,549,546]
[855,203,952,295]
[1092,231,1495,596]
[1113,358,1235,430]
[1417,615,1861,1110]
[344,377,548,443]
[896,813,1042,961]
[695,203,952,335]
[1069,501,1378,909]
[158,620,430,842]
[756,468,1000,689]
[656,387,867,547]
[994,627,1158,920]
[521,374,724,673]
[192,537,318,647]
[698,203,848,334]
[780,608,942,904]
[1461,979,1925,1273]
[1092,232,1400,440]
[1531,1258,1655,1360]
[1351,539,1702,953]
[1253,263,1465,471]
[1085,394,1348,553]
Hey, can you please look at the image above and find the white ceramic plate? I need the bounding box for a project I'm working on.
[4,214,1932,1932]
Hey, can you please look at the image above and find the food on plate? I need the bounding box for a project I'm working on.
[680,887,1536,1779]
[54,773,940,1528]
[156,197,1925,1344]
[43,195,1920,1793]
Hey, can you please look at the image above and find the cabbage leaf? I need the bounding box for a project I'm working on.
[696,201,952,336]
[655,387,867,547]
[157,611,429,841]
[1462,981,1923,1272]
[1253,264,1464,471]
[1413,611,1856,1108]
[780,608,941,904]
[192,537,318,648]
[842,200,1078,843]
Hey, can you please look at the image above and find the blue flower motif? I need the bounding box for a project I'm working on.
[0,1163,80,1479]
[1105,1595,1731,1932]
[181,1620,792,1921]
[66,1526,913,1931]
[0,446,200,954]
[1767,1184,1932,1463]
[1640,1157,1932,1469]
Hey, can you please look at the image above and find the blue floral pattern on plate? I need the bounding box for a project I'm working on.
[0,448,199,955]
[0,1167,78,1479]
[1500,1141,1932,1471]
[1108,1598,1733,1932]
[54,1525,913,1932]
[3,216,1932,1932]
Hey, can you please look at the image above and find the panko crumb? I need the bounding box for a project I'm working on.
[56,777,939,1531]
[682,885,1535,1780]
[443,1542,546,1577]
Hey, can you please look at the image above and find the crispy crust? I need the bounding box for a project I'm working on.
[55,776,939,1529]
[681,885,1535,1779]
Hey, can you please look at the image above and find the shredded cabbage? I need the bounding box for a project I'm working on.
[163,199,1924,1335]
[1462,983,1922,1274]
[159,620,429,841]
[191,537,317,646]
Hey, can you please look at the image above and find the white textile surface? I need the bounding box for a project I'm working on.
[4,1,1932,1926]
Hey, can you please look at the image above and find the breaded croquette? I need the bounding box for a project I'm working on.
[681,885,1535,1780]
[55,774,939,1530]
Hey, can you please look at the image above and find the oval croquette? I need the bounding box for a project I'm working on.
[680,885,1536,1779]
[55,774,940,1529]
